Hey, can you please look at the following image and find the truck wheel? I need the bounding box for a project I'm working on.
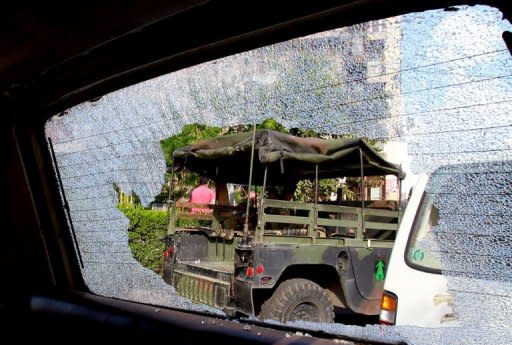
[258,278,335,323]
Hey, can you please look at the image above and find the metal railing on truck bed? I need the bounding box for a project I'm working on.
[258,198,399,242]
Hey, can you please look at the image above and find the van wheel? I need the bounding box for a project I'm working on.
[258,278,335,323]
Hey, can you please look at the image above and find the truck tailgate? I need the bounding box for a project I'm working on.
[173,260,233,308]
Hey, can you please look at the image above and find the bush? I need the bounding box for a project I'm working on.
[120,206,168,274]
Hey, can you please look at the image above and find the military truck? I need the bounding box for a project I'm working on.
[162,129,405,323]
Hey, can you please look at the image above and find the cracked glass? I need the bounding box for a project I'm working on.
[45,5,511,345]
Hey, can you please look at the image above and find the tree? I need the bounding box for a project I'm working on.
[155,124,223,203]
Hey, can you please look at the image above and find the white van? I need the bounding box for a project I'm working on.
[379,174,459,327]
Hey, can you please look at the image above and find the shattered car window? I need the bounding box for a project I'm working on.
[45,5,511,345]
[406,196,443,271]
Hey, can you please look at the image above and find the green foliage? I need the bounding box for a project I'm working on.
[176,218,201,228]
[293,178,351,202]
[120,206,168,273]
[112,181,142,207]
[157,123,222,202]
[220,118,289,136]
[258,118,289,132]
[160,123,223,166]
[293,179,313,202]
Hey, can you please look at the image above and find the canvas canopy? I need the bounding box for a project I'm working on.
[172,129,405,185]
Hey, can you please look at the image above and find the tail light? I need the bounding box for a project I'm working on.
[245,263,264,279]
[246,265,254,277]
[379,290,398,325]
[163,245,174,259]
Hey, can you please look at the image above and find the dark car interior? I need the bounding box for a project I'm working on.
[1,0,510,342]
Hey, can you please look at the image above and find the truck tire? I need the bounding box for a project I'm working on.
[258,278,335,323]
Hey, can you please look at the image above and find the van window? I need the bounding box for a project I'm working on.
[406,195,442,272]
